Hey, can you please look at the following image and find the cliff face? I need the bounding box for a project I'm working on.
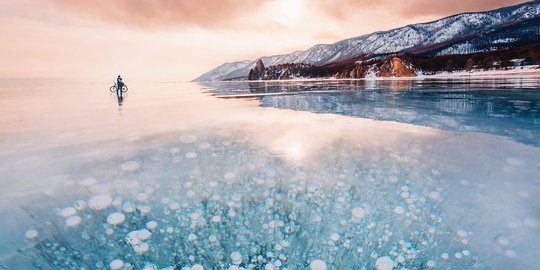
[249,57,417,80]
[248,59,265,80]
[377,58,416,77]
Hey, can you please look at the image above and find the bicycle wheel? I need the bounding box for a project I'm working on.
[110,86,117,92]
[122,85,128,92]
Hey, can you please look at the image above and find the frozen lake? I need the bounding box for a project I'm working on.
[0,78,539,269]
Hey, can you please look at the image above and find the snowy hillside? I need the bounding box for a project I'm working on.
[195,1,540,81]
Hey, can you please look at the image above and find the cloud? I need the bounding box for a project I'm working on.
[49,0,266,29]
[393,0,531,18]
[315,0,529,20]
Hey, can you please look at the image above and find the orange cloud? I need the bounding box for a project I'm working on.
[317,0,529,20]
[49,0,265,28]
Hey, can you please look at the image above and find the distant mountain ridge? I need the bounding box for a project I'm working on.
[195,1,540,81]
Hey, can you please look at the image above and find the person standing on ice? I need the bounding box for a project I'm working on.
[116,75,124,94]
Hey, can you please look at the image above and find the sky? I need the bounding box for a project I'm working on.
[0,0,530,81]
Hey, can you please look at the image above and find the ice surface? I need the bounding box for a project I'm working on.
[0,80,538,270]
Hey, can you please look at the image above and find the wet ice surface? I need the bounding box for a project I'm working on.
[0,79,539,269]
[202,78,540,146]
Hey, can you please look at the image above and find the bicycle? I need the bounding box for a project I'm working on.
[110,82,128,93]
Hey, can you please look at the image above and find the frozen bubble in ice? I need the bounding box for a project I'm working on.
[137,193,149,201]
[209,181,218,188]
[143,263,157,270]
[506,158,524,166]
[199,142,211,149]
[441,253,449,260]
[228,266,240,270]
[25,229,38,239]
[146,221,158,230]
[330,233,341,241]
[191,264,204,270]
[88,194,112,210]
[59,207,76,217]
[189,212,201,220]
[375,256,394,270]
[457,230,467,238]
[209,235,217,242]
[179,134,198,144]
[188,233,198,241]
[524,218,540,229]
[212,215,222,223]
[394,207,405,215]
[230,251,242,264]
[110,259,124,270]
[121,160,140,172]
[169,147,180,154]
[65,216,82,227]
[138,205,151,214]
[136,229,152,240]
[498,238,509,246]
[264,263,274,270]
[352,207,366,219]
[462,250,471,256]
[107,212,126,225]
[170,202,180,210]
[133,242,150,254]
[428,191,442,201]
[505,250,517,258]
[185,152,197,159]
[460,180,470,186]
[426,260,436,268]
[80,177,96,186]
[454,252,463,259]
[309,260,327,270]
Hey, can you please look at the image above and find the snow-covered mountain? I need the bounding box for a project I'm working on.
[195,1,540,81]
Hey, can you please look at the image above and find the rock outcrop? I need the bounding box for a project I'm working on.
[376,58,416,77]
[248,59,265,80]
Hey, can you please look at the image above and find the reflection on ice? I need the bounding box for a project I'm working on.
[202,79,540,146]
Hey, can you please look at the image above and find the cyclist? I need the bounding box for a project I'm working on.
[116,75,124,93]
